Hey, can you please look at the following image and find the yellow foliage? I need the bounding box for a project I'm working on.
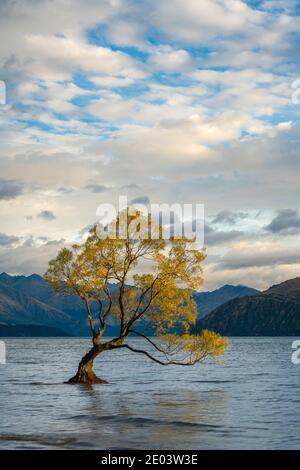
[44,210,229,366]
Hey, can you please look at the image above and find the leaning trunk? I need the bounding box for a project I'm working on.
[67,345,108,384]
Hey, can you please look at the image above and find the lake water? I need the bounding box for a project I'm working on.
[0,337,299,450]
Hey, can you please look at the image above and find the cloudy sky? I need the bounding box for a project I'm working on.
[0,0,300,290]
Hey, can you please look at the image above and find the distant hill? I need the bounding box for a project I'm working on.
[193,284,258,319]
[0,273,124,336]
[0,272,258,336]
[0,324,71,337]
[0,279,71,329]
[195,277,300,336]
[3,272,298,336]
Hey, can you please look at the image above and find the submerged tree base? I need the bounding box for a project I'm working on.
[66,372,108,385]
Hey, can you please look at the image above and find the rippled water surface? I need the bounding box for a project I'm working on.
[0,337,299,449]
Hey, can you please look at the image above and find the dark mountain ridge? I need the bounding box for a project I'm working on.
[0,272,257,336]
[0,279,71,328]
[0,324,71,337]
[193,284,258,319]
[195,277,300,336]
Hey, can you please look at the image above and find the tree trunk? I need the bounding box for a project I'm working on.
[67,345,108,384]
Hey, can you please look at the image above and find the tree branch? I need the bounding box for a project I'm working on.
[97,299,104,329]
[103,287,113,320]
[118,344,207,366]
[128,329,167,354]
[83,298,96,338]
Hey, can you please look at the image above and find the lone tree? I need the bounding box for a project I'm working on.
[45,211,228,384]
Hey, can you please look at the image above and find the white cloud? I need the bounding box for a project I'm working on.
[20,34,147,81]
[148,48,194,73]
[150,0,264,43]
[90,76,135,88]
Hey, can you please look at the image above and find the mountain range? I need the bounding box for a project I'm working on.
[0,272,257,336]
[195,277,300,336]
[193,284,258,319]
[1,272,300,336]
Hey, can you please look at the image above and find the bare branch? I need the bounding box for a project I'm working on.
[97,299,104,329]
[118,344,208,366]
[83,298,96,338]
[128,329,167,354]
[103,287,113,320]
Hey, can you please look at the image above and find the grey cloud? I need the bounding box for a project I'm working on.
[0,232,19,246]
[37,236,48,242]
[45,238,65,246]
[0,179,24,200]
[205,225,243,246]
[37,210,56,221]
[120,184,139,190]
[22,236,36,247]
[265,209,300,234]
[216,248,300,270]
[130,196,150,205]
[57,186,74,194]
[21,236,63,248]
[85,184,111,193]
[0,237,65,275]
[212,210,248,225]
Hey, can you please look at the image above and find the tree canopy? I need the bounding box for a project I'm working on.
[45,210,229,383]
